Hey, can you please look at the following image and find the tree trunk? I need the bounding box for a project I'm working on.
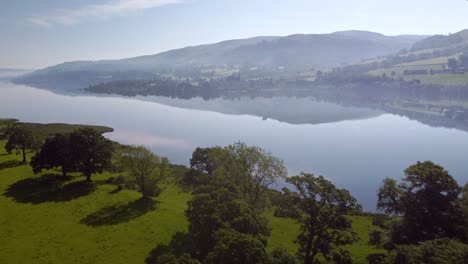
[304,229,314,264]
[21,145,26,163]
[85,173,92,182]
[62,167,67,178]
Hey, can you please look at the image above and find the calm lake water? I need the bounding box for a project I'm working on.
[1,82,468,210]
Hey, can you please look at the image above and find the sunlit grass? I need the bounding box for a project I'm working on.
[0,141,191,264]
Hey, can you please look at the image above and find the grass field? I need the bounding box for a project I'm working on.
[0,118,114,140]
[0,137,385,263]
[366,53,468,86]
[0,144,191,264]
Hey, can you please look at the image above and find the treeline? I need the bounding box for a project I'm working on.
[2,124,468,264]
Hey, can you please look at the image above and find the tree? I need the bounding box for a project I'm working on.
[185,146,230,185]
[448,58,458,70]
[377,161,465,244]
[460,183,468,242]
[4,124,37,163]
[205,229,269,264]
[383,238,468,264]
[186,143,287,208]
[226,142,287,207]
[185,186,270,261]
[30,133,75,177]
[120,146,170,198]
[286,173,360,264]
[69,128,113,182]
[459,53,468,67]
[269,247,299,264]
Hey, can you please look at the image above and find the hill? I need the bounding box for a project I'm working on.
[359,29,468,86]
[14,31,425,90]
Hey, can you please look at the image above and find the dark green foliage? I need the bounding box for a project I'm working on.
[30,133,75,177]
[273,188,301,219]
[368,227,389,248]
[366,254,386,264]
[331,249,353,264]
[120,146,170,198]
[269,247,299,264]
[225,142,287,207]
[185,142,287,208]
[169,143,288,263]
[370,214,391,229]
[185,186,270,261]
[377,161,465,245]
[4,124,38,162]
[383,238,468,264]
[286,173,361,264]
[460,183,468,241]
[146,232,199,264]
[205,228,269,264]
[69,128,113,182]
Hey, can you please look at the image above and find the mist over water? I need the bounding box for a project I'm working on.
[2,82,468,211]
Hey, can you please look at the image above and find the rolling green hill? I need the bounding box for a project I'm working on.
[15,31,425,91]
[365,29,468,86]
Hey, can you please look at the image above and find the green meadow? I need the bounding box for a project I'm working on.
[0,135,384,263]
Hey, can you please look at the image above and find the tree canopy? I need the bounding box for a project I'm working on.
[69,128,113,182]
[4,124,38,163]
[185,186,270,261]
[120,146,171,198]
[377,161,465,244]
[185,142,287,208]
[30,133,75,177]
[286,173,360,264]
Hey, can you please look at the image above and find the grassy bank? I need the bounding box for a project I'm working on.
[0,120,385,263]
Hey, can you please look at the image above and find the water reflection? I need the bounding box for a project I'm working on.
[1,82,467,211]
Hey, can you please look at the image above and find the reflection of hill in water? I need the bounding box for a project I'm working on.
[135,94,468,132]
[15,81,468,132]
[135,96,383,125]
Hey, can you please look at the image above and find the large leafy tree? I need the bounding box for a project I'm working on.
[205,229,269,264]
[4,124,38,163]
[186,142,287,208]
[286,173,360,264]
[120,146,171,198]
[69,128,113,182]
[30,133,75,177]
[377,161,465,244]
[226,142,287,207]
[185,186,270,262]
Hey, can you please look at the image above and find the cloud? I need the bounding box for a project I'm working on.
[28,0,183,27]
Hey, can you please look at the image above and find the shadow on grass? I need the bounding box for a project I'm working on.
[80,197,159,227]
[145,232,192,264]
[3,174,95,204]
[0,160,23,171]
[109,186,123,194]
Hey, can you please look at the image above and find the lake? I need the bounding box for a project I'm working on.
[1,81,468,211]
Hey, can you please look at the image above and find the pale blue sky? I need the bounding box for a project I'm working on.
[2,0,468,69]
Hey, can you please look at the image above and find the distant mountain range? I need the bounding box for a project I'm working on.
[0,69,34,81]
[15,30,431,90]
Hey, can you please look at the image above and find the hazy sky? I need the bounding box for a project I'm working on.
[2,0,468,69]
